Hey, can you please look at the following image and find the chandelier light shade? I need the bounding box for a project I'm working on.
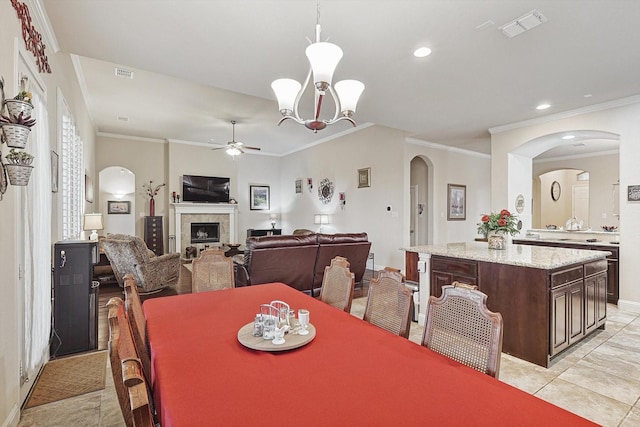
[271,1,364,132]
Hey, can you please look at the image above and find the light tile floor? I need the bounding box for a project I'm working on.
[18,301,640,427]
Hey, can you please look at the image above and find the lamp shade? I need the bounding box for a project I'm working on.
[314,214,329,225]
[335,80,365,114]
[83,213,104,231]
[271,78,302,113]
[305,42,343,87]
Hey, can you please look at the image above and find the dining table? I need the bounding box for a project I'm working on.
[143,282,598,427]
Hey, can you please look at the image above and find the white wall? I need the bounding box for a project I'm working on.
[491,101,640,312]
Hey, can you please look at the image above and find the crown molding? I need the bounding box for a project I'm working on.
[280,122,375,157]
[405,137,491,159]
[97,132,165,144]
[489,95,640,135]
[29,0,60,53]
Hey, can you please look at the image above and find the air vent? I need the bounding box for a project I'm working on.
[499,10,547,38]
[117,116,130,122]
[114,67,134,79]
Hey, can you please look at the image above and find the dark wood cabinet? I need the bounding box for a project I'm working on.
[405,251,419,283]
[247,228,282,238]
[430,256,477,297]
[144,216,164,255]
[514,239,619,304]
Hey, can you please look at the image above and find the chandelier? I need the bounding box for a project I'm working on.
[271,1,364,132]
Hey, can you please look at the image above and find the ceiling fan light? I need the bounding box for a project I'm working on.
[226,147,241,157]
[335,80,365,115]
[271,78,302,114]
[305,42,343,89]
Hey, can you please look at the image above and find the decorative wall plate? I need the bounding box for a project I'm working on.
[318,178,334,204]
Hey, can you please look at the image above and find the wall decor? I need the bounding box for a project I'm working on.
[515,194,525,214]
[307,178,313,192]
[50,150,58,193]
[358,167,371,188]
[10,0,51,73]
[108,200,130,214]
[551,181,561,201]
[628,185,640,202]
[0,163,7,201]
[318,178,334,204]
[447,184,466,221]
[85,174,94,203]
[295,179,302,194]
[250,185,270,210]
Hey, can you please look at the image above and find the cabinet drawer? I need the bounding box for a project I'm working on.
[551,266,583,288]
[431,257,477,277]
[585,259,607,276]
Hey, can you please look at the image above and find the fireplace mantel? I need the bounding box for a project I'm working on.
[172,203,238,253]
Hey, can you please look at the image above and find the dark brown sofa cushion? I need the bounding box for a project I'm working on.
[313,233,371,295]
[241,234,319,293]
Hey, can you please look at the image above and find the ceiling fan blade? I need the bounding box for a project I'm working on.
[243,146,261,151]
[211,146,225,151]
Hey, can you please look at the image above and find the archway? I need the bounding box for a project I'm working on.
[99,166,136,235]
[409,156,432,245]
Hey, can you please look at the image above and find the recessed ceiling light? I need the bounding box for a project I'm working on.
[413,47,432,58]
[536,103,550,110]
[584,94,592,98]
[562,135,575,140]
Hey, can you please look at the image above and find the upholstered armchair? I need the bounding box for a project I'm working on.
[102,234,181,293]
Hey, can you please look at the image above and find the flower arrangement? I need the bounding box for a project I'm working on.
[13,90,33,105]
[142,180,165,199]
[477,209,520,237]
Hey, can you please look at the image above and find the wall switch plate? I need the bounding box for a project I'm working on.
[417,260,427,273]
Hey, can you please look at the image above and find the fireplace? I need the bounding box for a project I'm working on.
[173,203,237,255]
[190,222,220,244]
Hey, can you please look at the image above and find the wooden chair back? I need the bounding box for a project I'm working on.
[319,256,356,312]
[191,248,235,293]
[123,274,151,384]
[421,284,503,378]
[107,297,154,427]
[363,270,413,338]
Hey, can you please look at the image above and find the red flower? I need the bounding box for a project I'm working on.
[500,209,511,217]
[481,215,490,223]
[498,218,507,227]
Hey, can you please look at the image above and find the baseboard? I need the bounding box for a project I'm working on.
[1,404,20,427]
[617,299,640,314]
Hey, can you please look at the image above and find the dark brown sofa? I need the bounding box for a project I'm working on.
[234,232,371,296]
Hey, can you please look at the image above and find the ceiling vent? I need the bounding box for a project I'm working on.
[114,67,134,79]
[117,116,129,122]
[499,10,547,38]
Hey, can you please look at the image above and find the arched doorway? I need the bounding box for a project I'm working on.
[99,166,136,235]
[409,156,431,246]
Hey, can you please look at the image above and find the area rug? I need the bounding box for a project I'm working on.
[24,351,107,409]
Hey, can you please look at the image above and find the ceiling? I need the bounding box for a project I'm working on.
[39,0,639,156]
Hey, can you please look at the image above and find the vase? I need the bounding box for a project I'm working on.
[487,231,506,250]
[149,197,155,216]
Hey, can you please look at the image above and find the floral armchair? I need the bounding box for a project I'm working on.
[102,234,181,293]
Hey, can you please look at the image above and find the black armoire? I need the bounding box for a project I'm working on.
[52,240,99,357]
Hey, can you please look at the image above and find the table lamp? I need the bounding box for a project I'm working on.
[269,213,278,230]
[83,213,104,241]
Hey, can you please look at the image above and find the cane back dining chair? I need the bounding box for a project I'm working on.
[421,282,504,378]
[363,270,413,338]
[123,274,151,384]
[191,248,235,293]
[319,256,356,312]
[107,297,155,427]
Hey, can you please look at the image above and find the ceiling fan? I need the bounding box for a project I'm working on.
[212,120,261,156]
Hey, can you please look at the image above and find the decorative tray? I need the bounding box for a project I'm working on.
[237,322,316,352]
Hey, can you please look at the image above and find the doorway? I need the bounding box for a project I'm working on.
[409,156,429,246]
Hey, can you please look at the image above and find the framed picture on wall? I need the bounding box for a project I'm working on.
[250,185,270,210]
[628,185,640,202]
[85,174,94,203]
[447,184,466,220]
[358,167,371,188]
[108,200,131,214]
[295,179,302,194]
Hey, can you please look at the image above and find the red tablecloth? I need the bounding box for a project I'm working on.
[144,283,597,427]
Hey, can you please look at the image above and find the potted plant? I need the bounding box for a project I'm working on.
[0,110,36,148]
[477,209,520,250]
[4,89,34,118]
[3,148,34,186]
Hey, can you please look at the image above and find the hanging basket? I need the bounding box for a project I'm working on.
[1,123,31,148]
[4,163,33,186]
[4,99,33,118]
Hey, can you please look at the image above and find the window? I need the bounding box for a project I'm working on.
[60,100,83,239]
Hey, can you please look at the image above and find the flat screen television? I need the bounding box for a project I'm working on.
[182,175,230,203]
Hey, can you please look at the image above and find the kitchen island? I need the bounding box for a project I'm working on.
[406,242,611,367]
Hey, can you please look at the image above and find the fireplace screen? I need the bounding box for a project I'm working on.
[191,222,220,243]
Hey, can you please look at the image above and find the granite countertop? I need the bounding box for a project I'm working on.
[405,242,611,270]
